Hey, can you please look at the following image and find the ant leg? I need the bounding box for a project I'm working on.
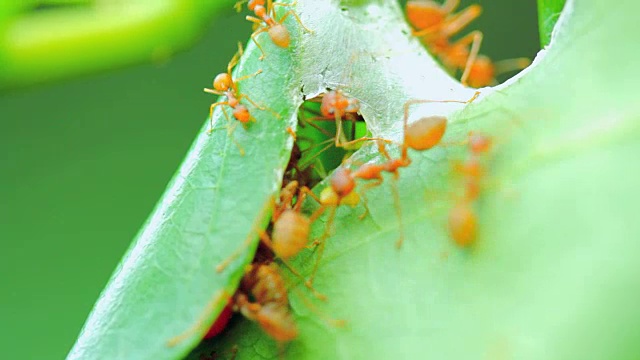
[493,58,531,77]
[355,179,382,219]
[239,94,282,119]
[334,113,346,148]
[390,179,404,248]
[337,135,393,150]
[208,102,230,133]
[286,127,297,140]
[333,114,390,150]
[376,139,394,161]
[247,23,269,60]
[299,115,335,137]
[234,69,263,83]
[440,4,482,38]
[203,88,225,96]
[403,91,481,132]
[277,10,314,34]
[457,31,483,86]
[272,0,294,7]
[288,285,347,328]
[442,0,460,13]
[349,114,357,143]
[412,25,440,37]
[227,121,245,156]
[297,139,335,170]
[227,43,245,76]
[166,290,232,347]
[278,259,328,301]
[307,206,336,286]
[216,198,275,273]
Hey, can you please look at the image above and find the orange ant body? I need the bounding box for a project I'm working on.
[204,43,265,153]
[239,0,313,60]
[233,262,298,343]
[216,180,328,299]
[302,92,480,284]
[406,1,530,88]
[448,131,492,246]
[465,55,531,88]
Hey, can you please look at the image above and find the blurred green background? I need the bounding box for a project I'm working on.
[0,1,539,358]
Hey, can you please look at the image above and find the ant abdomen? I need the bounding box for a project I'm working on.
[272,210,310,259]
[405,115,448,151]
[269,24,290,48]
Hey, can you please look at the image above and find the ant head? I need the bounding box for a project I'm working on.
[320,91,337,117]
[320,90,358,118]
[330,167,356,198]
[248,0,265,11]
[233,105,252,123]
[406,0,447,30]
[467,55,495,88]
[256,303,298,342]
[405,115,447,151]
[254,4,267,18]
[468,131,491,154]
[272,210,310,260]
[268,24,290,48]
[213,73,232,92]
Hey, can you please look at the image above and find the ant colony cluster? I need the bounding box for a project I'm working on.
[186,0,526,357]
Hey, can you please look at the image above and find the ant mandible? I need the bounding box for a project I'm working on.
[237,0,313,60]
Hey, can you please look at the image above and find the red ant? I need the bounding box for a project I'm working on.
[448,131,492,247]
[216,181,328,300]
[204,43,266,154]
[305,89,390,149]
[234,259,345,353]
[465,55,531,88]
[303,92,480,284]
[406,0,483,86]
[406,1,529,88]
[406,0,480,36]
[236,0,313,60]
[233,262,298,344]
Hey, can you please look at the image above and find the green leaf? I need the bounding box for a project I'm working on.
[537,0,566,46]
[67,26,303,360]
[193,0,640,359]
